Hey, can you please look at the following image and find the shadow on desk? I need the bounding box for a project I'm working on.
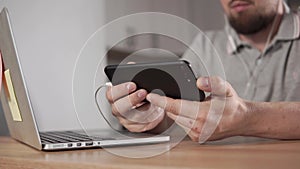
[205,136,275,145]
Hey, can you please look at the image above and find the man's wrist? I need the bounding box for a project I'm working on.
[240,101,272,137]
[238,100,259,137]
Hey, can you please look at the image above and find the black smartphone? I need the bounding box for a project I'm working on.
[104,60,205,101]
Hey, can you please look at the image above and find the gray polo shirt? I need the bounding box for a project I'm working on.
[183,11,300,102]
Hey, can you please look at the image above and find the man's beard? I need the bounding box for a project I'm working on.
[228,9,277,35]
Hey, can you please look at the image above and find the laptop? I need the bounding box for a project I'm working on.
[0,7,169,151]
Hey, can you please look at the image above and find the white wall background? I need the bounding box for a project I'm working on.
[0,0,107,132]
[105,0,224,54]
[0,0,224,135]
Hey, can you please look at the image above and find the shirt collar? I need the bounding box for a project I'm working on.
[275,12,300,41]
[226,2,299,55]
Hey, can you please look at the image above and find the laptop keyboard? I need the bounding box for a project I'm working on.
[40,131,95,144]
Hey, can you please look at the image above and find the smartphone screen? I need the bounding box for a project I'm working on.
[104,60,205,101]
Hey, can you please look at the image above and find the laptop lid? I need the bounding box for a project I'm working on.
[0,7,42,150]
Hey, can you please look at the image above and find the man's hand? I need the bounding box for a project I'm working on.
[146,76,249,142]
[106,82,165,132]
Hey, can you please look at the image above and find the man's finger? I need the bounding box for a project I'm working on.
[147,93,200,119]
[106,82,136,103]
[166,112,194,129]
[197,76,235,97]
[112,89,147,117]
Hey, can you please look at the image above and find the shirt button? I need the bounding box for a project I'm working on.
[257,58,262,65]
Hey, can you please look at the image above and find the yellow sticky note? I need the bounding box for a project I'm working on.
[4,69,22,122]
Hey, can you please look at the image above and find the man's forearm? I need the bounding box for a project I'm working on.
[244,101,300,139]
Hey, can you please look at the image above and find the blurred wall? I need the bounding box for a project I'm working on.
[105,0,224,54]
[0,0,106,135]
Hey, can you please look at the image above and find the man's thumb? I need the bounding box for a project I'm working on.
[197,76,234,97]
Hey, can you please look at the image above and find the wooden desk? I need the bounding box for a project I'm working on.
[1,136,300,169]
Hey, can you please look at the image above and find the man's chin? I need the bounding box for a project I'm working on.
[229,19,264,35]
